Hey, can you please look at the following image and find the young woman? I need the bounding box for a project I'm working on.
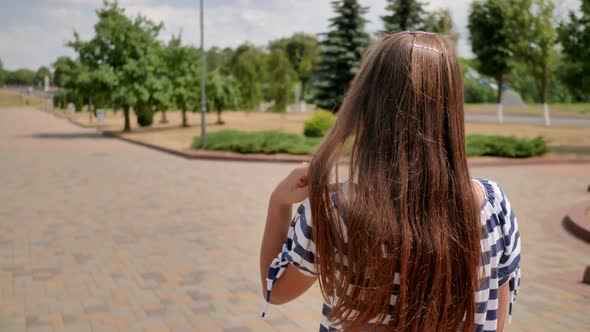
[260,32,521,331]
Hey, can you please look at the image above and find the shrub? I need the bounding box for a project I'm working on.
[193,130,321,155]
[466,135,548,158]
[135,104,154,127]
[464,78,496,103]
[304,110,336,137]
[192,130,548,158]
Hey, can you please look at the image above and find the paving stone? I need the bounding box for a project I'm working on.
[0,107,588,331]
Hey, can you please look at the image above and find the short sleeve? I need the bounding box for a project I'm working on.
[494,184,522,321]
[262,199,317,317]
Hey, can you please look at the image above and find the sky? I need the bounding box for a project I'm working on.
[0,0,582,70]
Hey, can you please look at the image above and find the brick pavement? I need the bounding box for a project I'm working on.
[0,107,588,331]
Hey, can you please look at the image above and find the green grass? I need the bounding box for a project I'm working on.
[466,135,548,158]
[194,130,549,158]
[192,130,322,155]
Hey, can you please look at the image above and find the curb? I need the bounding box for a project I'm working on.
[51,108,590,166]
[102,132,311,164]
[562,201,590,244]
[104,132,590,166]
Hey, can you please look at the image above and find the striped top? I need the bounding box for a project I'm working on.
[263,179,521,332]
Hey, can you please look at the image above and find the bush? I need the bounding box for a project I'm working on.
[193,130,321,155]
[192,130,548,158]
[464,78,496,103]
[135,104,154,127]
[304,110,336,137]
[466,135,548,158]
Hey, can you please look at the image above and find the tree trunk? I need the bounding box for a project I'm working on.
[496,75,504,124]
[216,106,224,125]
[123,106,131,132]
[541,64,550,126]
[182,107,188,127]
[160,109,168,124]
[88,97,93,124]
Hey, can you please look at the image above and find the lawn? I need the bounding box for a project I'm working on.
[59,109,590,156]
[0,90,43,107]
[465,103,590,117]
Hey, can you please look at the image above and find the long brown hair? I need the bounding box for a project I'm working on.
[309,32,480,331]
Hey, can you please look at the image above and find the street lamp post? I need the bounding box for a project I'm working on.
[199,0,207,148]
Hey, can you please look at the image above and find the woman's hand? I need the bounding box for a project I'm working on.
[270,163,310,206]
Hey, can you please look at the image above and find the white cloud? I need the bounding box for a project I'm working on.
[0,0,583,69]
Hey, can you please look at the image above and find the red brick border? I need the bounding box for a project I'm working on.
[46,107,590,167]
[562,200,590,244]
[104,131,590,167]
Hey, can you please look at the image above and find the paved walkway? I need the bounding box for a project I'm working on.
[0,107,588,332]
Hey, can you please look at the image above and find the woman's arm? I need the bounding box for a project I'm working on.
[259,164,317,304]
[496,282,510,332]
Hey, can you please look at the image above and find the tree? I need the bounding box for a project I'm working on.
[558,0,590,101]
[52,57,78,88]
[206,70,241,124]
[69,0,163,131]
[268,48,296,112]
[468,0,515,123]
[382,0,426,32]
[4,69,36,86]
[164,35,200,127]
[314,0,370,111]
[515,0,557,125]
[269,33,319,99]
[423,8,460,46]
[0,58,5,86]
[230,44,265,110]
[35,66,51,87]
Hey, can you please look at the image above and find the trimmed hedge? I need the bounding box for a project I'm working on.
[466,135,548,158]
[192,130,322,155]
[304,110,336,137]
[194,130,548,158]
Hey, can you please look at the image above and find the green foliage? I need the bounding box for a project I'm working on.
[206,69,241,122]
[69,0,163,131]
[135,102,154,127]
[466,135,548,158]
[464,78,496,103]
[558,0,590,101]
[192,130,322,155]
[423,8,459,45]
[0,58,5,86]
[468,0,515,101]
[314,0,370,111]
[192,129,548,158]
[268,48,295,112]
[4,68,36,86]
[52,57,79,88]
[509,0,557,104]
[269,33,319,99]
[303,110,336,137]
[230,44,265,110]
[164,35,200,126]
[52,93,66,109]
[34,66,51,86]
[382,0,426,32]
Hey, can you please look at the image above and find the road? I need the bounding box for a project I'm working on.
[0,107,588,331]
[465,113,590,126]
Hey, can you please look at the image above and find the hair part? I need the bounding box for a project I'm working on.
[309,31,480,331]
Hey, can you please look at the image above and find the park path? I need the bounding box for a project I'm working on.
[0,107,588,332]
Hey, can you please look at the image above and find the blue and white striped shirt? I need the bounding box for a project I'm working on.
[264,179,521,332]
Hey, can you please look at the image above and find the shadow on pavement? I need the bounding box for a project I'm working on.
[25,132,109,140]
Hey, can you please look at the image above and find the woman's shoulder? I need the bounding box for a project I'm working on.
[472,178,511,211]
